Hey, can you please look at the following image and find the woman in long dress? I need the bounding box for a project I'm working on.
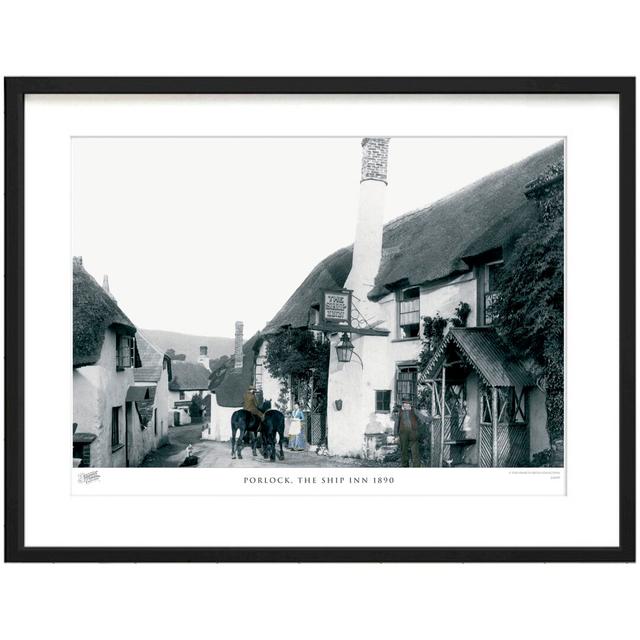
[288,403,306,451]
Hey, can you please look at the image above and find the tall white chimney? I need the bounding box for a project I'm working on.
[234,321,244,370]
[345,138,389,319]
[198,345,210,371]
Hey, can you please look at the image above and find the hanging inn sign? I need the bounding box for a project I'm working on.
[321,289,352,327]
[311,289,389,337]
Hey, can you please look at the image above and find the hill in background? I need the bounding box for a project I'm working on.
[141,329,235,362]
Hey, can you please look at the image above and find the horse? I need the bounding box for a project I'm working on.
[260,399,286,461]
[230,401,269,459]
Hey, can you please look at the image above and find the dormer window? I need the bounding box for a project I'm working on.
[398,287,420,339]
[116,334,135,370]
[479,261,504,326]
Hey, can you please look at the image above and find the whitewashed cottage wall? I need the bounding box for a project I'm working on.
[73,328,137,467]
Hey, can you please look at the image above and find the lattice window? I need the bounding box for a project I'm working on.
[480,385,522,424]
[446,384,466,415]
[396,367,418,405]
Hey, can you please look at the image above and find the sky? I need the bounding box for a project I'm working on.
[72,136,560,340]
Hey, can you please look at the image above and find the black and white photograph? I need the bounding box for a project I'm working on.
[72,136,565,472]
[1,4,638,639]
[5,76,633,564]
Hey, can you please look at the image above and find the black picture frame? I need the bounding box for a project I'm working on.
[4,77,635,563]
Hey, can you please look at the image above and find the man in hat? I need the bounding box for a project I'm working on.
[243,385,264,421]
[393,396,422,467]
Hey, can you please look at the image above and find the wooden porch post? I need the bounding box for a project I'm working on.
[491,387,498,467]
[430,380,436,468]
[440,365,446,467]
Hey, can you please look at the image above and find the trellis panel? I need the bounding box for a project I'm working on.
[305,412,326,446]
[507,424,529,467]
[496,423,510,466]
[479,424,493,467]
[430,418,442,468]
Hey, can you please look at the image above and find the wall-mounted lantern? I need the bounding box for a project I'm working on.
[335,332,363,368]
[335,332,354,363]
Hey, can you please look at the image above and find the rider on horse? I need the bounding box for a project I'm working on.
[243,385,264,422]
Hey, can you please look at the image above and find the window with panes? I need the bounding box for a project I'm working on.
[395,366,418,405]
[116,334,135,369]
[398,287,421,338]
[482,262,504,326]
[375,390,391,413]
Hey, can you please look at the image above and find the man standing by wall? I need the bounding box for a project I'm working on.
[394,396,422,467]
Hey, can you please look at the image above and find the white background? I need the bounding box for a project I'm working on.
[73,136,555,337]
[1,2,638,640]
[27,95,599,547]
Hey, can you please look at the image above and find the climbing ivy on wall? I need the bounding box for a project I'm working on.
[494,162,564,466]
[416,301,471,410]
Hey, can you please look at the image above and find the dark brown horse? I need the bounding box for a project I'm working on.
[260,400,285,461]
[230,400,285,461]
[230,401,267,459]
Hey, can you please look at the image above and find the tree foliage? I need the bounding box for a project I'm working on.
[264,328,330,411]
[265,329,329,381]
[189,392,203,418]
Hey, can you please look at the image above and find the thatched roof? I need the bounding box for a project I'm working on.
[134,331,172,383]
[264,141,563,333]
[73,258,140,367]
[264,247,353,334]
[169,361,211,391]
[211,333,262,408]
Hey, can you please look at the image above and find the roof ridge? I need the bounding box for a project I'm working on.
[135,329,167,359]
[382,140,563,234]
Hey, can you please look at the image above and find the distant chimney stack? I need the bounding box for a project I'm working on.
[102,274,116,302]
[198,345,210,371]
[234,321,244,370]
